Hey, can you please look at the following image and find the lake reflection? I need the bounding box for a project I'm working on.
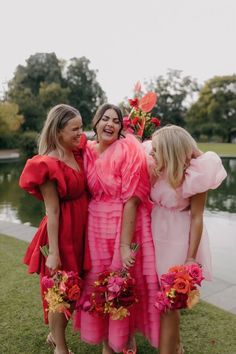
[0,158,235,227]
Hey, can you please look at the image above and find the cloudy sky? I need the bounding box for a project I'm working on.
[1,0,236,104]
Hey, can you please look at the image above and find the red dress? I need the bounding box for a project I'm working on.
[19,146,89,322]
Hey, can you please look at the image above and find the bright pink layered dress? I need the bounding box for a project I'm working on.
[74,134,160,352]
[19,145,89,322]
[150,151,227,279]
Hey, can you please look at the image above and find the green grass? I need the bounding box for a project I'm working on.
[1,234,236,354]
[197,143,236,156]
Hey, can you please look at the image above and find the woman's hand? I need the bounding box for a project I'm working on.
[46,253,61,274]
[120,244,135,269]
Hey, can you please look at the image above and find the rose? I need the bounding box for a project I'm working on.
[67,284,81,301]
[187,264,204,286]
[151,117,161,126]
[155,291,171,312]
[83,300,92,311]
[160,272,176,287]
[107,275,124,294]
[41,276,54,290]
[173,278,190,294]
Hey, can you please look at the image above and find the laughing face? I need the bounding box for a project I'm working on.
[96,109,121,146]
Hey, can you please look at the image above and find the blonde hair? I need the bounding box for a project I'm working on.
[38,104,81,156]
[152,125,198,188]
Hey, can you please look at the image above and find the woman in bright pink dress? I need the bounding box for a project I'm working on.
[19,104,89,354]
[149,125,227,354]
[74,104,160,354]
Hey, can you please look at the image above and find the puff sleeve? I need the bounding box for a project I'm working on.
[19,156,67,200]
[182,151,227,198]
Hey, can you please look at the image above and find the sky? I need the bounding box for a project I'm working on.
[1,0,236,104]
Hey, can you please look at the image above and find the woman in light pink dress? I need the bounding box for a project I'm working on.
[74,104,160,354]
[149,125,227,354]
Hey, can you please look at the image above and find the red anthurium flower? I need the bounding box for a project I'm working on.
[151,117,161,126]
[139,92,157,112]
[128,98,139,109]
[131,116,140,126]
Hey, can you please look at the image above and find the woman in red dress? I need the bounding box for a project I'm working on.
[19,104,89,354]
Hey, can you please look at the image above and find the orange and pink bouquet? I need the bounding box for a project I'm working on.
[123,81,160,140]
[83,244,139,320]
[155,263,204,312]
[42,270,82,320]
[40,245,82,320]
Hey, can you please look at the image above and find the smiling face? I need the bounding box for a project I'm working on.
[96,108,122,146]
[58,115,83,150]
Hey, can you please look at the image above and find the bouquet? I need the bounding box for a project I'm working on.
[123,81,160,141]
[82,243,139,320]
[40,245,82,319]
[155,263,204,312]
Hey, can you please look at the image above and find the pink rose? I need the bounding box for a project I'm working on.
[41,276,54,290]
[155,291,171,312]
[107,275,124,294]
[187,264,204,286]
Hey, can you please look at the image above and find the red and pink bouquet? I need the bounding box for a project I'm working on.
[40,245,82,320]
[83,244,139,320]
[42,270,82,320]
[155,263,204,312]
[123,81,160,141]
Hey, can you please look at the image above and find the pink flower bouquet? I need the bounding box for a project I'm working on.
[155,263,204,312]
[83,244,139,320]
[42,270,82,320]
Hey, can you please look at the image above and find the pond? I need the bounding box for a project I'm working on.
[0,158,235,227]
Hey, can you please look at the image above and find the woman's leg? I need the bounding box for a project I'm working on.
[102,340,115,354]
[159,310,180,354]
[49,312,69,354]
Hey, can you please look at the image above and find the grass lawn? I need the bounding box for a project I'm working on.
[1,234,236,354]
[197,143,236,156]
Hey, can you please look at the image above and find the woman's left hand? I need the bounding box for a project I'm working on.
[120,245,135,269]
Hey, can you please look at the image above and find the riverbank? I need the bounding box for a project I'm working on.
[0,149,20,160]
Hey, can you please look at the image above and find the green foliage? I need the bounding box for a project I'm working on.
[187,75,236,142]
[6,53,106,132]
[0,101,23,134]
[144,69,199,127]
[18,131,39,158]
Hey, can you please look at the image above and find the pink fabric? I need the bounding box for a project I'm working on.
[74,134,160,352]
[150,151,227,280]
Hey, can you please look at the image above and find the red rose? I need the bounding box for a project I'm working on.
[151,117,161,126]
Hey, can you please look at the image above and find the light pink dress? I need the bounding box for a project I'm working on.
[150,151,227,279]
[74,134,160,352]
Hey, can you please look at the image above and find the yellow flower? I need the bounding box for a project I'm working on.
[187,289,200,309]
[110,306,130,320]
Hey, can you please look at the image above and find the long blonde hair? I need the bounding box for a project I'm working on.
[38,104,81,156]
[152,125,198,188]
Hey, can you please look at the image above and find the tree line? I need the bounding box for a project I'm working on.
[0,52,236,153]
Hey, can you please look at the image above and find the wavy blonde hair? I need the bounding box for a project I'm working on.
[152,125,198,189]
[38,104,81,156]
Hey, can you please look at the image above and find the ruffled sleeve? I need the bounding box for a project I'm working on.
[182,151,227,198]
[119,134,151,202]
[19,156,67,200]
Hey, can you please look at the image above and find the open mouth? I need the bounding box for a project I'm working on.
[103,128,114,136]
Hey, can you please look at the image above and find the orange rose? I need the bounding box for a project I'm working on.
[173,278,190,294]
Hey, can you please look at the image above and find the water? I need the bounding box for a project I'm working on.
[0,158,235,227]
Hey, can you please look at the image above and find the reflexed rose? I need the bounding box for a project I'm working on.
[67,284,81,301]
[42,276,54,290]
[151,117,161,126]
[187,264,204,285]
[161,272,176,287]
[155,291,171,312]
[173,278,190,294]
[139,92,157,112]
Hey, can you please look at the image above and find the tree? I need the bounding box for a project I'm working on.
[145,69,199,127]
[186,75,236,142]
[66,57,107,127]
[0,102,23,134]
[6,53,107,130]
